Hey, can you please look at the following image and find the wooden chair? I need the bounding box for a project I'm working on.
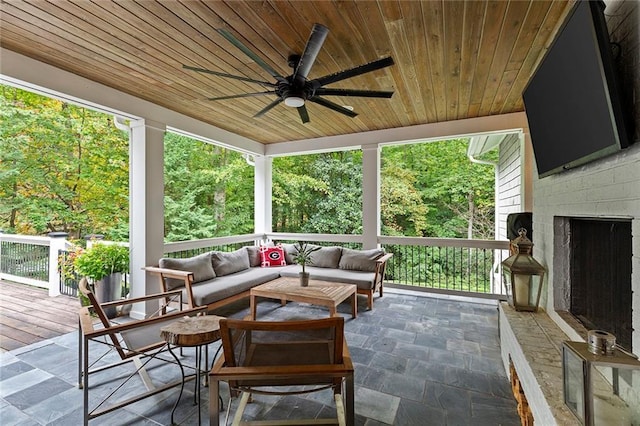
[209,317,354,426]
[77,277,207,425]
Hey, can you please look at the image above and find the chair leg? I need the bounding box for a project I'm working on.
[232,392,251,426]
[345,373,355,426]
[367,291,373,310]
[209,379,220,426]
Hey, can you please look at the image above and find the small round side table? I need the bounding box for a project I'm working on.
[161,315,224,426]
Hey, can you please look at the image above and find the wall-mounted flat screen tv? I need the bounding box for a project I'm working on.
[523,0,633,178]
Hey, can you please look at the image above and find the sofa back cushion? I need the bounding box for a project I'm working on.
[309,245,342,269]
[245,246,261,267]
[280,243,298,264]
[339,248,385,272]
[211,248,250,276]
[159,252,216,290]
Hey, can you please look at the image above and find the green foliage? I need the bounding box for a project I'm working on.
[272,151,362,234]
[163,133,254,241]
[74,243,129,281]
[0,84,129,237]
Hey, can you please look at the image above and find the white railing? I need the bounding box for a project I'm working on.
[1,232,511,299]
[0,232,72,296]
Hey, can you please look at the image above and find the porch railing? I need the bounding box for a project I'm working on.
[1,232,510,299]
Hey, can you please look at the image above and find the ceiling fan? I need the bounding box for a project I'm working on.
[183,24,395,124]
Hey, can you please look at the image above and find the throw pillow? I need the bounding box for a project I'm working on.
[309,246,342,268]
[211,248,250,276]
[159,252,215,291]
[259,245,287,267]
[338,248,385,272]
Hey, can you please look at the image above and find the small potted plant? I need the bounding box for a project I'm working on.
[74,243,129,317]
[292,241,320,287]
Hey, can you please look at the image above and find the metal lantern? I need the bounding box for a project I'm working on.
[562,332,640,425]
[501,228,545,312]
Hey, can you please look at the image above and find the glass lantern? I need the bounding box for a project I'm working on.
[562,339,640,425]
[501,228,545,312]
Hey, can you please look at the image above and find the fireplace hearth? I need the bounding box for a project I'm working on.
[553,217,633,351]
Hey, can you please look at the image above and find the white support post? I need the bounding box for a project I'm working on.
[47,232,68,297]
[129,119,166,319]
[254,155,272,241]
[361,145,381,250]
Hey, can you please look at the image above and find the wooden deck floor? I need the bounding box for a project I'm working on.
[0,280,80,352]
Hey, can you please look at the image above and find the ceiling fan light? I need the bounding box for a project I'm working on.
[284,96,305,108]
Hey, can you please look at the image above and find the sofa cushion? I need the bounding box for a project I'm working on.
[245,246,261,267]
[279,265,375,289]
[211,248,250,277]
[259,245,287,267]
[309,245,342,268]
[159,252,215,291]
[189,267,283,306]
[280,243,297,264]
[339,248,385,272]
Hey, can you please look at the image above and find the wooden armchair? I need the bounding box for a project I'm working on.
[209,317,354,426]
[77,278,207,425]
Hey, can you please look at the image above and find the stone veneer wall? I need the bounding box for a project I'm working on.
[500,1,639,423]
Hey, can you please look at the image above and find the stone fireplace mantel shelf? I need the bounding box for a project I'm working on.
[499,302,580,425]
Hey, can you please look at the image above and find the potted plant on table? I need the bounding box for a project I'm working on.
[74,243,129,318]
[292,242,320,287]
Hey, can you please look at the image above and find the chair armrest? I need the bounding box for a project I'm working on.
[376,253,394,265]
[80,305,208,340]
[143,266,197,308]
[98,289,185,309]
[143,266,194,281]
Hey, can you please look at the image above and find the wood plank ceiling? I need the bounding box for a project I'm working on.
[0,1,574,145]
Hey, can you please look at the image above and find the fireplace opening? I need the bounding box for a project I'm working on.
[564,218,633,350]
[553,217,633,350]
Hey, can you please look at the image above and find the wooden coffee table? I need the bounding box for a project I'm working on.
[250,276,357,320]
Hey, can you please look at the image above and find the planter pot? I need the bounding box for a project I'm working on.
[94,273,122,319]
[299,271,310,287]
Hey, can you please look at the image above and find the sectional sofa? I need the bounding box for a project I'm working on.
[144,244,392,312]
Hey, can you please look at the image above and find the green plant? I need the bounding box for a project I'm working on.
[292,242,321,274]
[74,243,129,281]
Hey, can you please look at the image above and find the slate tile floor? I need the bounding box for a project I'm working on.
[0,290,520,425]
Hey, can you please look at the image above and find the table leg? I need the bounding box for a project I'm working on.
[351,292,357,318]
[195,345,201,425]
[329,306,337,317]
[167,345,185,426]
[250,294,257,320]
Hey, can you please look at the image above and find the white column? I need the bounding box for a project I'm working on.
[254,155,272,239]
[362,145,381,249]
[47,232,68,297]
[129,119,166,318]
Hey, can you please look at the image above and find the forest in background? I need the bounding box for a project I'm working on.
[1,85,497,242]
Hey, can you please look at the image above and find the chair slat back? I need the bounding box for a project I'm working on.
[219,317,344,374]
[78,277,128,359]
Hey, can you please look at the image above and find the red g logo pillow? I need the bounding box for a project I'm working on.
[259,245,286,267]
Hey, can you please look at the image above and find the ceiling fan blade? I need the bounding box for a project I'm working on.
[208,91,276,101]
[292,23,329,84]
[312,57,395,88]
[308,97,358,118]
[253,98,283,118]
[183,65,277,87]
[314,88,394,98]
[297,105,310,123]
[216,28,284,80]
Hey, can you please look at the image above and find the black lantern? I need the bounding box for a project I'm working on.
[501,228,545,312]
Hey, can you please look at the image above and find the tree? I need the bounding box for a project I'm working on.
[0,85,128,238]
